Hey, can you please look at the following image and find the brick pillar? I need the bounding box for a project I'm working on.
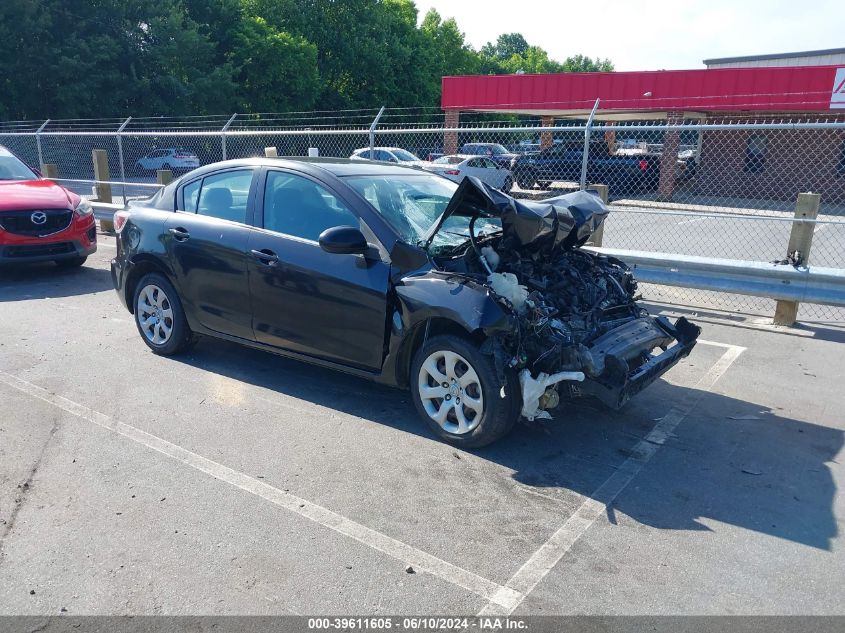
[657,112,683,201]
[540,116,554,150]
[604,125,617,155]
[444,110,460,155]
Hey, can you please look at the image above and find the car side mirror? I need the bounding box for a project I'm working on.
[318,226,368,255]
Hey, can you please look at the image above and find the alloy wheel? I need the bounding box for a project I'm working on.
[417,350,484,435]
[137,284,174,345]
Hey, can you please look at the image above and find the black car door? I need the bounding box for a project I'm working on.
[164,168,257,341]
[248,169,391,371]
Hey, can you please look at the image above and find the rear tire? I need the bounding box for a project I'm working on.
[515,167,535,190]
[410,335,520,448]
[501,176,514,193]
[55,256,87,268]
[133,272,196,356]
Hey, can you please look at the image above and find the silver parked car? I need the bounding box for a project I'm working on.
[350,147,427,166]
[135,148,200,173]
[426,155,514,192]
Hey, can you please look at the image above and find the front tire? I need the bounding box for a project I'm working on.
[410,335,519,448]
[515,167,535,189]
[133,272,196,355]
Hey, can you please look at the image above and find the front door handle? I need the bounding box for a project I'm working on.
[168,227,190,241]
[251,248,279,266]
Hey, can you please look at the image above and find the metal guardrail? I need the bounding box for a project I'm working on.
[92,201,124,222]
[90,199,844,311]
[590,247,845,308]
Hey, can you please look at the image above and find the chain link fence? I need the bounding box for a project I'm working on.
[2,108,844,322]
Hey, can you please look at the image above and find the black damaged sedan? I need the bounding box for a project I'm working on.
[111,158,699,447]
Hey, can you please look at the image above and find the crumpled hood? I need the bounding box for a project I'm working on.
[0,179,78,212]
[426,176,609,253]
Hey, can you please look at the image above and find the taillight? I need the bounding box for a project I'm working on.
[444,169,461,176]
[639,159,649,172]
[113,210,130,233]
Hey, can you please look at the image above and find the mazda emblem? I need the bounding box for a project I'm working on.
[31,211,47,225]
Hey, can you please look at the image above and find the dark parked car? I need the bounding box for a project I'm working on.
[111,158,699,447]
[459,143,520,168]
[512,141,659,195]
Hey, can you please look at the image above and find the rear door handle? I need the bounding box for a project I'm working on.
[168,227,190,241]
[251,249,279,266]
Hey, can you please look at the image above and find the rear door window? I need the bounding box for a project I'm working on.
[197,170,253,223]
[178,169,254,223]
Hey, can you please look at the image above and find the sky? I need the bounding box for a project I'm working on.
[413,0,844,71]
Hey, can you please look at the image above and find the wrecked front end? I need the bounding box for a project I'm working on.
[428,177,701,421]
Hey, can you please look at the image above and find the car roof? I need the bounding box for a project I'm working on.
[178,157,428,180]
[353,146,404,152]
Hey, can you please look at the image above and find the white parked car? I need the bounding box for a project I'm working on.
[426,155,514,192]
[349,147,427,166]
[135,148,200,173]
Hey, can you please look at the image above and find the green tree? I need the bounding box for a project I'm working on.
[0,0,616,120]
[232,16,320,112]
[478,32,614,77]
[419,9,479,100]
[561,54,614,72]
[247,0,431,109]
[480,33,529,61]
[0,0,239,119]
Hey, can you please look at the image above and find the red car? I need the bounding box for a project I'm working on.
[0,146,96,267]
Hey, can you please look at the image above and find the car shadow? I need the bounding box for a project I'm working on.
[173,337,841,552]
[0,261,114,301]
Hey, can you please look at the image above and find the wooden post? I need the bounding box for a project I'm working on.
[156,169,173,186]
[41,163,58,179]
[92,149,113,232]
[587,184,609,247]
[264,146,278,157]
[773,192,821,327]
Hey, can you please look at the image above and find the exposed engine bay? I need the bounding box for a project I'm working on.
[426,178,701,420]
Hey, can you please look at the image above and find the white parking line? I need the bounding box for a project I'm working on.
[477,342,746,616]
[0,371,522,611]
[698,338,748,350]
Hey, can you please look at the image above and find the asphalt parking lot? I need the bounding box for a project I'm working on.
[1,235,844,616]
